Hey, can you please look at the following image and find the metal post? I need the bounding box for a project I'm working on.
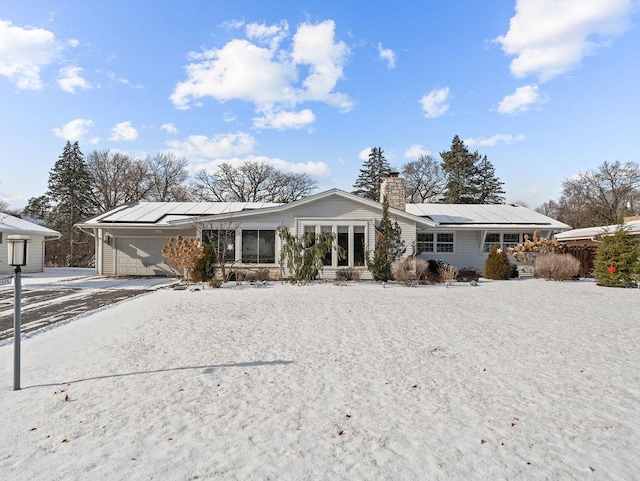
[14,266,21,391]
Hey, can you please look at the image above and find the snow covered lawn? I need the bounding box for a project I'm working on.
[1,278,638,480]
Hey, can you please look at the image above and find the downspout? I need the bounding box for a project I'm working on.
[479,230,488,254]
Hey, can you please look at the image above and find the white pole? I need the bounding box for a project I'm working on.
[13,266,21,391]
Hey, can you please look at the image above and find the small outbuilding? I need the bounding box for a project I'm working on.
[0,213,61,274]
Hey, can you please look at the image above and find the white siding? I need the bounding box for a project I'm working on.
[0,235,47,275]
[418,230,487,272]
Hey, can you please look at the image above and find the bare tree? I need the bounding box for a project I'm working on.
[146,152,191,201]
[87,149,153,211]
[192,161,317,202]
[401,154,445,203]
[537,160,640,228]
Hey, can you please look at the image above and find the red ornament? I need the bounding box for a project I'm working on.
[608,265,617,274]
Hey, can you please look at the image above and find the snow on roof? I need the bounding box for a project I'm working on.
[555,220,640,241]
[0,212,60,237]
[405,203,570,229]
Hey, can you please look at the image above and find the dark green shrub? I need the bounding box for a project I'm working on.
[456,267,481,282]
[593,228,640,288]
[484,244,513,280]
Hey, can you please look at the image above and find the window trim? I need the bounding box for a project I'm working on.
[416,231,455,254]
[298,220,369,268]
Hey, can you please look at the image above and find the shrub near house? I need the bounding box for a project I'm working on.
[593,228,640,288]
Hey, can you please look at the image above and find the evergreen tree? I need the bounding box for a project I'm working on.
[47,141,97,266]
[483,244,514,280]
[476,155,505,203]
[593,228,640,288]
[277,227,341,282]
[440,135,505,204]
[367,196,406,281]
[353,147,392,201]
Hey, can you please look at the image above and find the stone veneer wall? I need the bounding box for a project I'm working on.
[380,174,406,211]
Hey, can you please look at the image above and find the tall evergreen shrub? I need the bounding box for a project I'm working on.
[593,228,640,288]
[484,244,513,280]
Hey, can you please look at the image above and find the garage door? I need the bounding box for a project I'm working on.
[115,237,174,276]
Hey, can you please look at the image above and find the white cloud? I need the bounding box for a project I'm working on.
[67,38,80,48]
[223,111,236,123]
[465,134,526,147]
[253,109,315,130]
[404,144,432,159]
[52,118,93,141]
[170,19,351,126]
[495,0,634,81]
[170,38,296,109]
[419,87,450,118]
[377,43,396,69]
[109,121,138,142]
[497,84,546,115]
[246,21,289,50]
[57,66,91,93]
[358,147,372,161]
[291,20,351,110]
[165,131,256,160]
[161,123,178,134]
[0,20,61,89]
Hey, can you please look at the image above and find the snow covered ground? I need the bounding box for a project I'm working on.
[0,276,638,480]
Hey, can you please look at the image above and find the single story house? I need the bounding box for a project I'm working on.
[76,175,571,279]
[0,213,61,274]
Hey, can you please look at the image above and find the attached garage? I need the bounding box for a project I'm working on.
[114,237,174,276]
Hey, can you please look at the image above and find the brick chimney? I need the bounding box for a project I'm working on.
[380,172,406,211]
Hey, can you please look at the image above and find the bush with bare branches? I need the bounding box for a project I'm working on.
[534,253,580,281]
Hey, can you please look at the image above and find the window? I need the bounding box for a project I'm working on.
[202,229,236,262]
[241,230,275,264]
[483,233,501,252]
[416,232,454,253]
[337,226,349,267]
[436,233,454,253]
[354,226,365,266]
[503,233,520,249]
[416,232,434,253]
[321,226,333,266]
[483,232,531,252]
[300,222,367,268]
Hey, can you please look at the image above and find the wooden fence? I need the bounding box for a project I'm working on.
[565,245,598,278]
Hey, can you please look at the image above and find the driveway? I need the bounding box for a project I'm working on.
[0,268,177,341]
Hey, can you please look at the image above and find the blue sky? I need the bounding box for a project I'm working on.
[1,0,639,210]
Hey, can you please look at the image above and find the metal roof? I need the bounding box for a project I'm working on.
[0,213,61,237]
[81,202,283,225]
[405,203,571,229]
[555,220,640,241]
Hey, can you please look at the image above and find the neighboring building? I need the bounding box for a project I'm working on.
[76,176,571,278]
[0,213,61,274]
[555,216,640,246]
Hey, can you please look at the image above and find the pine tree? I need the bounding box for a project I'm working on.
[593,228,640,288]
[47,141,97,266]
[440,135,505,204]
[476,155,505,203]
[352,147,392,201]
[367,196,406,281]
